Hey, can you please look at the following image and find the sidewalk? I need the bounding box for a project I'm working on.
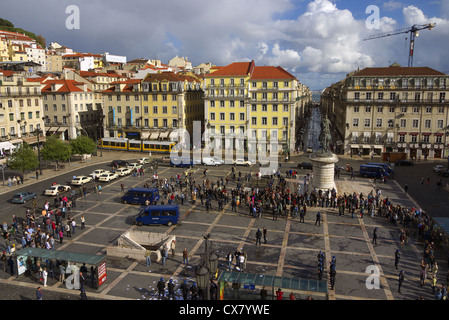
[0,149,140,196]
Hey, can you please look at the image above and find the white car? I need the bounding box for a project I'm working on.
[89,169,110,179]
[128,163,143,170]
[212,156,225,165]
[203,157,221,166]
[233,158,252,166]
[71,176,93,186]
[433,165,445,173]
[44,184,71,196]
[137,158,150,164]
[98,172,119,182]
[116,167,132,176]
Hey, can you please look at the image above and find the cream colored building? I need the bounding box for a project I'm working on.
[321,63,449,158]
[40,79,100,140]
[0,69,45,150]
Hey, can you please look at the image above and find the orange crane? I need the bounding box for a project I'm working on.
[363,23,436,67]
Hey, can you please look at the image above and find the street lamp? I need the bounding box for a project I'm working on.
[195,233,219,300]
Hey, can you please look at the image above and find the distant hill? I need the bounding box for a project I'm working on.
[0,17,46,48]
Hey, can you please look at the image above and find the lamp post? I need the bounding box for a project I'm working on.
[195,233,219,300]
[35,128,43,175]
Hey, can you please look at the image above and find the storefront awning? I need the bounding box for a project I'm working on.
[150,132,160,140]
[0,141,16,151]
[159,131,170,139]
[141,132,150,140]
[9,138,23,144]
[21,135,46,145]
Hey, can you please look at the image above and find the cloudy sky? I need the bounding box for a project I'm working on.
[2,0,448,90]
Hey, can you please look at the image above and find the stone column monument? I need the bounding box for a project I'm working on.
[309,114,338,191]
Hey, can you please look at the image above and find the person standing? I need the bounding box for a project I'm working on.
[36,287,43,300]
[180,281,189,300]
[260,286,268,300]
[372,227,378,245]
[315,211,321,226]
[255,228,262,246]
[182,248,188,265]
[7,255,14,275]
[167,279,175,300]
[398,270,405,293]
[42,267,48,286]
[276,288,283,300]
[404,184,408,194]
[80,215,85,230]
[394,249,400,269]
[145,249,151,266]
[263,227,268,244]
[157,277,165,299]
[226,252,233,271]
[329,265,336,290]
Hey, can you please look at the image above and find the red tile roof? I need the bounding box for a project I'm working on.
[250,66,296,80]
[0,69,14,77]
[353,66,446,77]
[142,72,200,83]
[206,61,255,77]
[41,80,92,93]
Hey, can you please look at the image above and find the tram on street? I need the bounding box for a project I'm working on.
[99,137,177,153]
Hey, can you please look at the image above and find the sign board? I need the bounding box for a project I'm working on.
[98,261,107,286]
[243,284,255,290]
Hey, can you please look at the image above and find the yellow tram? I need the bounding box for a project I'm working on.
[99,137,177,153]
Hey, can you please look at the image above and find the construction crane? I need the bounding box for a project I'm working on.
[363,23,436,67]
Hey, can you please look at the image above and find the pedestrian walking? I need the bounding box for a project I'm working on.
[145,249,151,266]
[398,270,405,293]
[226,252,233,271]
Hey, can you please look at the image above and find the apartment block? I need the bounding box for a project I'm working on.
[321,63,449,158]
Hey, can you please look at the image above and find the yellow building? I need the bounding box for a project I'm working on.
[204,61,302,154]
[102,72,203,144]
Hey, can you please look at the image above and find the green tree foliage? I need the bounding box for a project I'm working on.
[7,143,39,174]
[41,135,72,170]
[70,135,96,155]
[0,17,46,48]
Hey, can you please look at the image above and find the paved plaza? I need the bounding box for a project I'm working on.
[0,151,447,301]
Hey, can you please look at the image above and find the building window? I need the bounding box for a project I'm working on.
[424,119,431,129]
[377,106,383,113]
[436,135,442,143]
[426,106,432,113]
[399,134,405,142]
[411,135,417,143]
[353,106,359,113]
[364,119,370,127]
[389,107,395,113]
[352,118,359,127]
[262,117,267,125]
[220,101,225,107]
[230,113,235,121]
[365,106,371,113]
[400,119,406,127]
[220,113,225,121]
[210,113,215,121]
[251,117,257,125]
[423,135,430,143]
[401,106,407,113]
[262,104,267,112]
[251,105,257,112]
[272,117,278,125]
[437,119,444,129]
[412,119,419,128]
[376,119,382,127]
[240,113,245,121]
[153,119,158,127]
[272,104,278,112]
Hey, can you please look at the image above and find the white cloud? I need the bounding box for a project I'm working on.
[383,1,403,11]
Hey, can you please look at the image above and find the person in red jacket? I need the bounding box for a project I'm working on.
[276,288,283,300]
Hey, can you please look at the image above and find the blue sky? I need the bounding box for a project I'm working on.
[1,0,447,90]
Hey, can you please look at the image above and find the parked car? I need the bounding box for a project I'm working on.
[98,172,119,182]
[128,163,143,171]
[71,175,93,186]
[298,162,313,170]
[137,158,150,164]
[90,169,109,179]
[439,169,449,177]
[203,157,221,166]
[433,165,445,173]
[116,167,132,176]
[44,184,71,196]
[111,160,129,168]
[233,158,252,166]
[395,159,413,166]
[162,156,171,163]
[11,191,37,204]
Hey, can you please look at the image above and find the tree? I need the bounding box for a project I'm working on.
[7,143,39,175]
[41,135,72,170]
[70,135,96,155]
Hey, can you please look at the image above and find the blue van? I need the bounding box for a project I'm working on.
[122,188,160,205]
[360,165,389,178]
[170,157,194,168]
[135,205,180,226]
[366,163,395,176]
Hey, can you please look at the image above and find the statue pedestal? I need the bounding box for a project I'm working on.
[309,151,339,192]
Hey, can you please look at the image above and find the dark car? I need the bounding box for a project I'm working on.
[111,160,129,168]
[395,159,413,166]
[298,162,313,170]
[11,191,37,204]
[439,169,449,177]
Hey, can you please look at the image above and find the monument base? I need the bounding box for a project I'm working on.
[309,151,339,192]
